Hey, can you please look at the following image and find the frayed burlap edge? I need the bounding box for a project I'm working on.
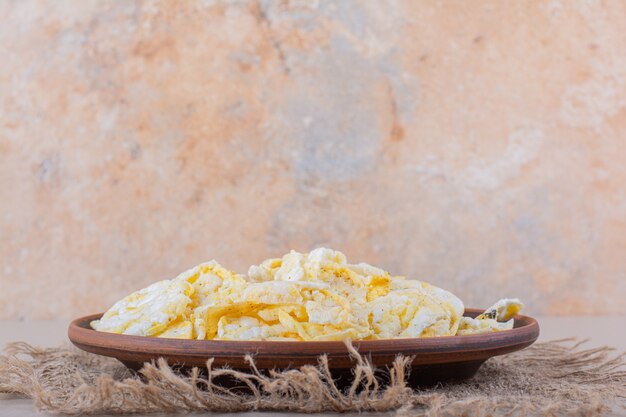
[1,338,624,416]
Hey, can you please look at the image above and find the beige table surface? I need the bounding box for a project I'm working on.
[1,316,624,417]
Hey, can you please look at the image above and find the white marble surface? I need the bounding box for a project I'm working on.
[3,1,626,321]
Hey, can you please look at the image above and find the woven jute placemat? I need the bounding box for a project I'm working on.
[1,339,624,416]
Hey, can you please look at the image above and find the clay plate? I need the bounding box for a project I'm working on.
[68,308,539,386]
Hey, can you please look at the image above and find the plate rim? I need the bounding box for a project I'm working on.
[68,308,540,363]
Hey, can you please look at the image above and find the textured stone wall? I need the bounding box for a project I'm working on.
[1,1,625,319]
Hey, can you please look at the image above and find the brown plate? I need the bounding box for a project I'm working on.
[68,308,539,386]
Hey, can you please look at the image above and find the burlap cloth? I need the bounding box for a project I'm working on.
[0,339,624,416]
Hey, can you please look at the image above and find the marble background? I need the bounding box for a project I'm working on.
[1,1,625,319]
